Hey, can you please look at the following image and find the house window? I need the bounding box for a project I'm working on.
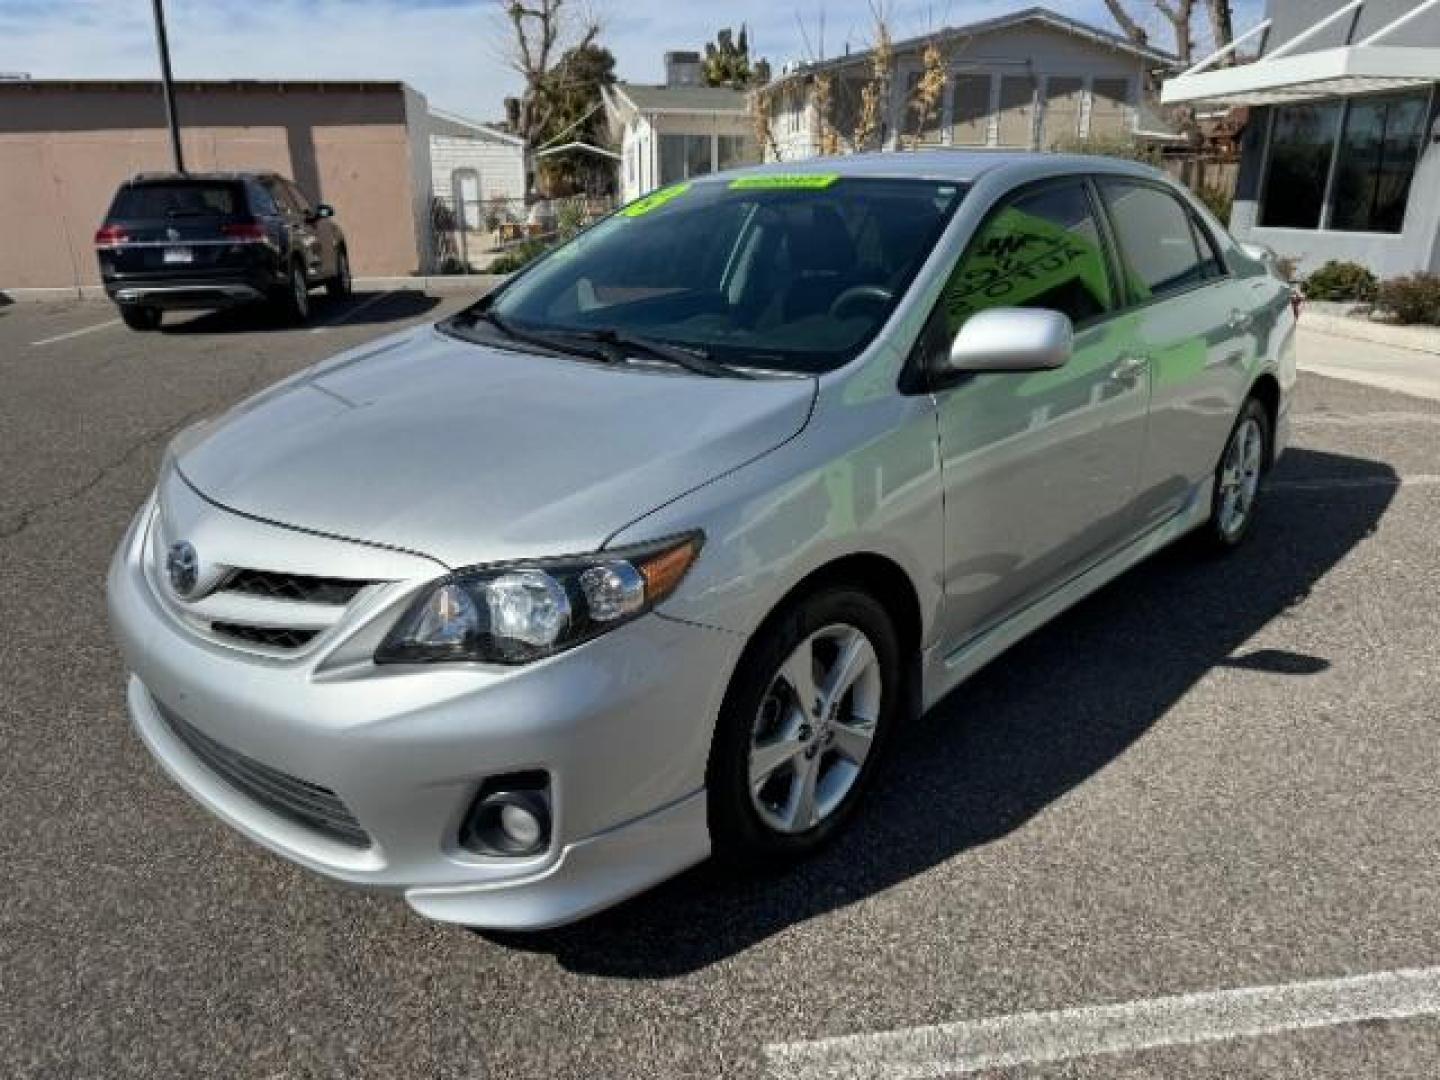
[997,76,1036,147]
[658,133,714,185]
[1041,77,1083,147]
[1259,102,1342,228]
[685,133,713,177]
[659,134,687,185]
[1089,78,1131,137]
[1330,92,1429,233]
[949,74,990,146]
[717,134,753,171]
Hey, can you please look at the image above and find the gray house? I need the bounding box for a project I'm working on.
[760,7,1177,161]
[1163,0,1440,278]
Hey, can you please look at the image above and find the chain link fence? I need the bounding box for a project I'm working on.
[429,193,616,274]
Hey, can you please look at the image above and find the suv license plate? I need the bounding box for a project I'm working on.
[163,248,193,264]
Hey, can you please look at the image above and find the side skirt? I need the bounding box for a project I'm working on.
[921,480,1214,713]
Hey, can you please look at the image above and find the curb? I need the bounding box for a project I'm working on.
[0,274,509,305]
[1300,309,1440,357]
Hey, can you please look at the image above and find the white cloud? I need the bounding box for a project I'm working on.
[0,0,1266,119]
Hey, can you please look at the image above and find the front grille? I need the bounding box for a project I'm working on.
[221,569,370,606]
[210,623,319,650]
[154,698,371,849]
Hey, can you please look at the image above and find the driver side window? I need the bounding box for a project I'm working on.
[938,180,1115,336]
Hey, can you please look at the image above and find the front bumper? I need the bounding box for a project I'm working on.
[107,500,736,929]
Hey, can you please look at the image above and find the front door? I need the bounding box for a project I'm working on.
[931,178,1150,648]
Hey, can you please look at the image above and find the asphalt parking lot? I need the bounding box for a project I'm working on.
[2,293,1439,1078]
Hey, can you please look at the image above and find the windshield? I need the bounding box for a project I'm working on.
[467,176,967,375]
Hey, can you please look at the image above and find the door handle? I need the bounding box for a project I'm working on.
[1227,308,1253,331]
[1109,353,1148,384]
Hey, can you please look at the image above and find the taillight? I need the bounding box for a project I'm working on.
[1290,289,1303,320]
[222,222,267,243]
[94,225,128,249]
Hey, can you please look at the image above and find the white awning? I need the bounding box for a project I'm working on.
[1162,45,1439,107]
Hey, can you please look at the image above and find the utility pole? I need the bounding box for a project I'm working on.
[150,0,185,172]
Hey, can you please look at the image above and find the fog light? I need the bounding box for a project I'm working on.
[460,773,551,857]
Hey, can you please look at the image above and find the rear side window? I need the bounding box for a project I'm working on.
[938,179,1115,332]
[1098,180,1209,302]
[246,180,279,216]
[109,182,239,219]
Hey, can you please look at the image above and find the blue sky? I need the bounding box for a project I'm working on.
[0,0,1264,121]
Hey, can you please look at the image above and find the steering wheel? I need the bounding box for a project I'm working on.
[828,284,894,320]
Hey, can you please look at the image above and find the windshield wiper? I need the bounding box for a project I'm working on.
[560,328,751,379]
[467,309,614,364]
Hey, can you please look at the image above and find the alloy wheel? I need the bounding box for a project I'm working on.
[1218,414,1263,539]
[748,623,882,835]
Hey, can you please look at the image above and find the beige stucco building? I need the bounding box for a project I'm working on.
[0,78,522,292]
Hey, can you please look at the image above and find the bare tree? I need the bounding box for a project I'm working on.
[1154,0,1196,66]
[496,0,601,183]
[1205,0,1236,62]
[1100,0,1150,48]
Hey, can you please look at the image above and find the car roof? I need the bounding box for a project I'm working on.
[713,150,1167,188]
[123,171,287,185]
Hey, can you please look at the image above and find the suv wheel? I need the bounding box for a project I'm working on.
[327,249,352,299]
[708,587,900,863]
[276,262,310,324]
[120,306,161,331]
[1197,396,1271,552]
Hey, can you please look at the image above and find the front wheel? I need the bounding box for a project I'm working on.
[275,262,311,324]
[1197,397,1271,552]
[326,248,351,299]
[707,587,901,863]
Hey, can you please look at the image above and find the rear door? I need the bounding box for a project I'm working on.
[1094,177,1252,531]
[931,177,1151,646]
[103,180,247,278]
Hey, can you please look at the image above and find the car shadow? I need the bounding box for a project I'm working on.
[481,446,1396,978]
[159,290,440,335]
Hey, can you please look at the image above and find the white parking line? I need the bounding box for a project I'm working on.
[1294,411,1440,428]
[765,967,1440,1079]
[29,318,121,347]
[310,290,396,332]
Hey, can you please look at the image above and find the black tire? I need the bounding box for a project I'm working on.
[120,306,161,331]
[326,248,352,299]
[274,261,310,324]
[707,586,901,864]
[1196,396,1271,553]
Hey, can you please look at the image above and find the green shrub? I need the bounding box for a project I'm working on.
[1376,273,1440,325]
[1303,260,1378,302]
[1048,133,1161,165]
[1195,184,1232,225]
[487,240,549,275]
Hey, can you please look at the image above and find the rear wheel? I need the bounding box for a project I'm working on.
[275,261,310,324]
[120,306,161,331]
[1197,396,1271,552]
[326,248,352,299]
[708,587,901,863]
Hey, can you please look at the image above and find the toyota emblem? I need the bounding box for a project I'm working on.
[166,541,200,597]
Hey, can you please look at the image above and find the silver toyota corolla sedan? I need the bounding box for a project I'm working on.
[108,152,1296,929]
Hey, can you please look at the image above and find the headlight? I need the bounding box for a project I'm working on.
[375,533,702,665]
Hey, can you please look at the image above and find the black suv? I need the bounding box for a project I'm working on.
[95,171,350,329]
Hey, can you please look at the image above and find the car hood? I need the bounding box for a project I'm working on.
[173,325,816,568]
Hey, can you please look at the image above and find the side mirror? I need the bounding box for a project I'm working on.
[314,203,335,219]
[938,307,1073,377]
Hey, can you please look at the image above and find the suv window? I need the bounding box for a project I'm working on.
[283,180,313,214]
[246,180,280,216]
[937,180,1115,333]
[1098,179,1209,302]
[109,181,239,219]
[265,179,300,215]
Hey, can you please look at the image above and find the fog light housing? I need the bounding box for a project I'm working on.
[459,772,551,857]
